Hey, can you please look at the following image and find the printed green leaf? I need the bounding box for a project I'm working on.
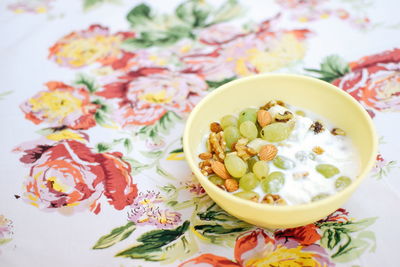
[137,111,182,141]
[123,138,133,153]
[194,224,250,235]
[340,217,378,232]
[96,142,112,153]
[115,221,190,260]
[169,147,184,154]
[305,55,350,82]
[175,0,211,27]
[210,0,243,25]
[332,231,376,262]
[140,150,163,159]
[35,127,65,136]
[123,157,151,174]
[93,221,136,249]
[0,90,12,100]
[126,3,152,27]
[74,74,98,93]
[206,77,236,90]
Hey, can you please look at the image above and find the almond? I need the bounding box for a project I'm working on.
[224,178,239,192]
[312,146,324,155]
[198,152,213,160]
[210,160,231,179]
[257,110,272,127]
[258,144,278,161]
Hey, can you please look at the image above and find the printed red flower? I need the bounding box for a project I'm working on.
[48,24,134,68]
[180,228,333,266]
[275,224,321,246]
[332,48,400,113]
[16,138,137,214]
[20,81,98,130]
[96,67,207,127]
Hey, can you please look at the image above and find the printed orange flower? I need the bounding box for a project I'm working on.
[16,138,137,214]
[96,67,207,127]
[48,24,134,68]
[180,229,333,267]
[20,81,98,130]
[332,48,400,113]
[275,224,321,246]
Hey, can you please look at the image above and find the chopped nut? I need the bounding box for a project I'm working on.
[293,171,309,180]
[275,111,293,122]
[310,121,324,134]
[209,132,226,161]
[210,122,223,133]
[260,100,286,110]
[224,178,239,192]
[261,194,286,205]
[199,160,214,176]
[249,195,260,202]
[257,109,272,127]
[233,138,257,161]
[312,146,325,155]
[258,144,278,161]
[199,152,213,160]
[331,128,346,136]
[210,160,231,179]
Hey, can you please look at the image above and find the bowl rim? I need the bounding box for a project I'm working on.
[183,73,378,211]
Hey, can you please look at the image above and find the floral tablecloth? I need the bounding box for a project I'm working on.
[1,0,399,266]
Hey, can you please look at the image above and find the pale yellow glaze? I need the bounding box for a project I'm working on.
[183,74,377,229]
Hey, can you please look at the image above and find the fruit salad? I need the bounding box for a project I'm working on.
[197,100,360,205]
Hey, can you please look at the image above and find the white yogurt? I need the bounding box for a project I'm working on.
[198,104,360,205]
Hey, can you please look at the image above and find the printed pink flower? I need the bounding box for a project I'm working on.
[7,0,53,14]
[48,25,134,68]
[332,48,400,113]
[15,138,137,214]
[180,228,333,266]
[97,67,207,127]
[198,23,245,45]
[20,81,98,130]
[182,18,311,81]
[128,191,182,229]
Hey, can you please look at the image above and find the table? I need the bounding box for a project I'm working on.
[1,0,399,266]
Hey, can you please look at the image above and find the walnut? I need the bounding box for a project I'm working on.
[224,178,239,192]
[310,121,324,134]
[275,111,293,122]
[260,100,286,110]
[210,122,223,133]
[262,194,286,205]
[312,146,325,155]
[232,138,257,161]
[199,160,214,176]
[209,131,226,162]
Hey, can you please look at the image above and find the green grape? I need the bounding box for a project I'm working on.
[224,126,240,149]
[247,156,259,171]
[238,108,257,125]
[234,191,260,202]
[273,156,296,170]
[253,160,270,179]
[312,193,330,202]
[316,164,340,178]
[260,122,291,142]
[335,176,352,191]
[208,175,224,186]
[239,121,258,140]
[220,115,238,129]
[224,154,247,178]
[239,172,259,191]
[261,172,285,193]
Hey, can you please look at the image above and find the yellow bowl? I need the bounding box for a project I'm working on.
[183,73,377,229]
